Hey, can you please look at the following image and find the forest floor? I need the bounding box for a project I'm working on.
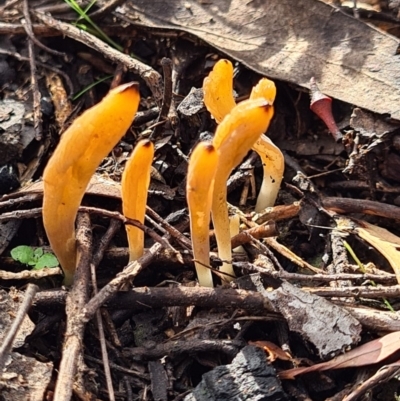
[2,1,400,400]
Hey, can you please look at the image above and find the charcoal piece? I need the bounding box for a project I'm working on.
[177,87,204,116]
[236,274,361,359]
[0,164,19,194]
[184,345,287,401]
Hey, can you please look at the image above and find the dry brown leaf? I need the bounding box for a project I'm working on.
[279,331,400,379]
[336,217,400,284]
[124,0,400,120]
[249,341,294,363]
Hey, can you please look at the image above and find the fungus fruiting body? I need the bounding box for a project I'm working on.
[252,135,284,212]
[202,60,283,280]
[249,78,284,212]
[309,77,342,142]
[212,98,274,280]
[43,82,140,285]
[249,77,277,104]
[229,213,244,253]
[187,142,219,287]
[203,59,236,124]
[121,139,154,262]
[203,60,284,212]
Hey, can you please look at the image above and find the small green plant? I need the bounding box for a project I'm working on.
[64,0,123,51]
[344,240,395,312]
[11,246,59,270]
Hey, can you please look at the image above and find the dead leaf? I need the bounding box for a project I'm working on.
[249,340,294,363]
[336,217,400,284]
[45,72,73,132]
[279,331,400,379]
[123,0,400,120]
[350,108,397,139]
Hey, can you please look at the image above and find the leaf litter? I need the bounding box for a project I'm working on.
[1,0,400,400]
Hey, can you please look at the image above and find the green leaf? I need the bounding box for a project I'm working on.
[11,246,34,265]
[33,253,59,270]
[33,248,44,259]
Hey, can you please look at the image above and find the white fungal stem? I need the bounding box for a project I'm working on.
[253,135,284,213]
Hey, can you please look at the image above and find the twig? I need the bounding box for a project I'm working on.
[91,263,115,401]
[343,363,400,401]
[21,1,66,57]
[230,222,277,249]
[150,57,173,140]
[0,205,180,256]
[0,283,39,372]
[252,202,301,225]
[133,107,159,126]
[0,0,20,13]
[321,196,400,221]
[244,232,284,271]
[329,228,352,289]
[146,206,192,249]
[91,218,121,401]
[124,376,134,401]
[264,237,325,274]
[0,207,45,221]
[123,339,242,361]
[235,262,396,284]
[81,242,163,323]
[107,287,268,311]
[304,284,400,298]
[22,0,42,141]
[35,12,163,105]
[35,286,400,331]
[93,218,121,267]
[0,22,58,36]
[0,267,62,280]
[84,354,149,380]
[53,213,92,401]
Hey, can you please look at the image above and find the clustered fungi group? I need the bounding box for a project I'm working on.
[42,60,284,287]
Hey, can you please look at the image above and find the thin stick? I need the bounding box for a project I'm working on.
[0,267,62,280]
[0,284,39,372]
[82,242,163,323]
[22,0,42,141]
[91,218,122,401]
[35,12,163,105]
[0,206,178,254]
[22,0,66,57]
[150,57,173,140]
[91,263,115,401]
[53,213,92,401]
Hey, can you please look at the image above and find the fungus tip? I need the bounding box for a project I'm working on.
[203,143,215,153]
[142,139,153,148]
